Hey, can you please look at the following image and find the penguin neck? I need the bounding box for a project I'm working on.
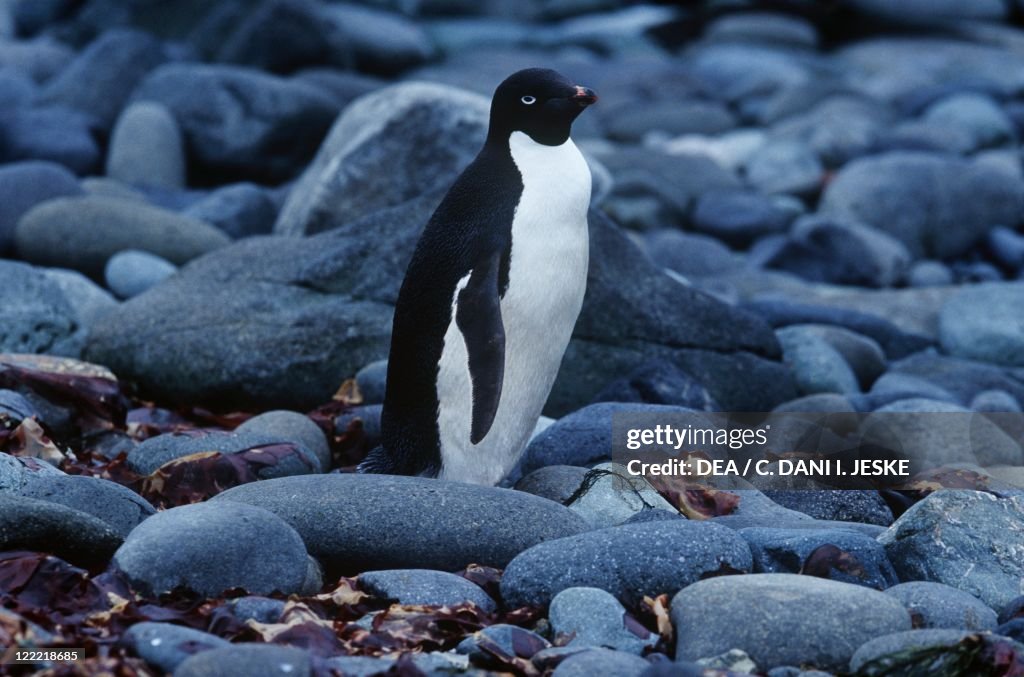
[485,125,571,149]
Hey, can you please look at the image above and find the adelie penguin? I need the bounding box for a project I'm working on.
[359,68,597,485]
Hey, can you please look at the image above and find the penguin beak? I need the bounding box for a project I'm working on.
[571,85,598,107]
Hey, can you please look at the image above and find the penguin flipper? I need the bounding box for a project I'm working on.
[455,257,506,445]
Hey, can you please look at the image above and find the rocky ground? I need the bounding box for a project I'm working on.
[4,0,1024,675]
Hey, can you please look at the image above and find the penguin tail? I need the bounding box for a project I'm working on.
[356,446,390,474]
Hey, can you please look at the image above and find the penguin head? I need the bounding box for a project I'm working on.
[487,68,597,147]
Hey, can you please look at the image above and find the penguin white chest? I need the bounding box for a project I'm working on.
[436,132,591,485]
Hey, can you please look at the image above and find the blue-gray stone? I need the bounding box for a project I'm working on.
[501,519,752,608]
[104,250,177,299]
[235,410,330,473]
[358,569,496,612]
[745,140,824,197]
[0,160,82,255]
[692,190,797,247]
[124,622,229,674]
[940,282,1024,367]
[879,490,1024,610]
[0,493,122,569]
[907,260,953,287]
[354,359,388,405]
[113,501,313,597]
[0,259,81,355]
[174,644,311,677]
[551,648,650,677]
[848,629,980,673]
[15,473,154,538]
[672,573,911,671]
[127,429,322,477]
[456,624,551,663]
[0,105,100,174]
[227,596,286,624]
[776,325,860,396]
[183,183,278,240]
[884,581,998,630]
[106,101,185,189]
[549,587,657,654]
[922,93,1015,151]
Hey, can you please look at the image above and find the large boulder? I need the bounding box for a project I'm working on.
[132,63,339,184]
[214,474,588,574]
[820,151,1024,259]
[86,198,793,413]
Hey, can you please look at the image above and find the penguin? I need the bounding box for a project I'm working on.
[359,68,597,486]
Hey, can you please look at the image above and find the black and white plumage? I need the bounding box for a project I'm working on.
[359,68,597,485]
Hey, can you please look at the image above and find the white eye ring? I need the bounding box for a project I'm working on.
[521,95,536,105]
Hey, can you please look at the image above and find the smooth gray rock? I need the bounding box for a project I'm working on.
[456,624,550,664]
[354,359,388,405]
[704,11,817,47]
[42,267,118,328]
[0,37,73,82]
[127,429,323,477]
[500,519,752,608]
[846,0,1006,23]
[276,82,488,236]
[235,410,330,472]
[124,622,230,674]
[940,282,1024,367]
[821,151,1024,259]
[740,527,897,589]
[106,101,185,189]
[551,648,650,677]
[183,183,278,239]
[515,465,590,505]
[549,587,657,654]
[565,462,675,528]
[104,250,177,299]
[174,644,311,677]
[848,629,977,673]
[908,260,953,287]
[879,490,1024,611]
[358,569,496,612]
[214,474,588,573]
[133,63,339,184]
[923,93,1015,152]
[761,489,893,526]
[0,160,82,255]
[642,229,743,278]
[795,324,887,389]
[776,325,860,396]
[884,582,998,631]
[35,29,167,130]
[0,105,100,174]
[691,190,796,248]
[672,573,911,670]
[113,501,312,597]
[0,493,122,569]
[16,196,229,278]
[15,473,154,538]
[227,596,286,624]
[591,359,721,411]
[0,452,61,492]
[745,140,824,196]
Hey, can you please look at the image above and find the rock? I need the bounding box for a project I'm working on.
[354,359,388,406]
[879,490,1024,610]
[215,474,588,574]
[776,325,861,396]
[235,410,330,472]
[940,282,1024,367]
[213,0,336,74]
[104,250,177,299]
[0,452,61,492]
[16,196,230,278]
[42,267,118,330]
[1000,619,1024,642]
[14,473,154,538]
[745,140,824,197]
[133,63,339,184]
[884,352,1024,408]
[321,655,396,676]
[317,3,434,75]
[514,403,686,481]
[124,622,230,674]
[691,190,797,248]
[820,151,1024,259]
[515,466,590,504]
[358,569,496,612]
[704,12,818,48]
[276,82,488,236]
[884,582,998,631]
[672,573,911,670]
[642,229,743,278]
[952,260,1003,284]
[86,204,792,414]
[760,490,893,526]
[972,389,1022,413]
[791,324,886,389]
[549,587,657,654]
[848,629,977,673]
[0,37,74,82]
[591,360,720,411]
[742,299,932,360]
[0,105,100,174]
[550,648,650,677]
[988,226,1024,272]
[0,493,122,569]
[922,93,1015,152]
[739,527,898,589]
[0,259,81,355]
[760,216,911,288]
[846,0,1007,24]
[35,29,167,130]
[601,98,736,143]
[457,624,551,665]
[127,429,323,477]
[112,501,313,597]
[564,463,675,528]
[0,67,34,109]
[174,644,311,677]
[623,509,684,525]
[0,392,37,424]
[500,519,752,608]
[183,183,278,239]
[0,161,82,255]
[106,101,185,189]
[907,260,953,287]
[227,596,286,624]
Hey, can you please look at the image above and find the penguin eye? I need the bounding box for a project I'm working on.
[521,95,537,105]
